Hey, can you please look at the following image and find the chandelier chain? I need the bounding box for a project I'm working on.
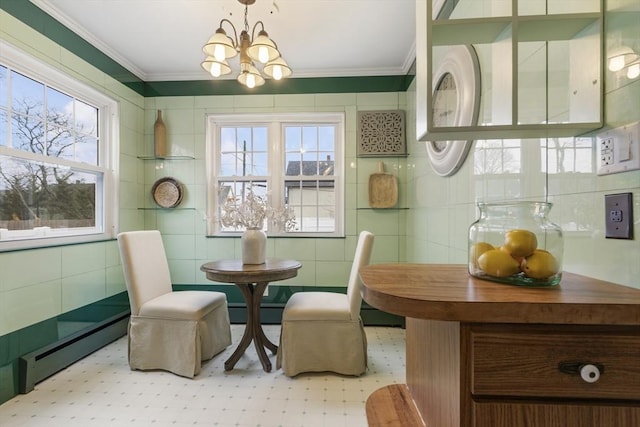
[244,4,250,33]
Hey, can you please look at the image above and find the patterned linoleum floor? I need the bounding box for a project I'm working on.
[0,324,405,427]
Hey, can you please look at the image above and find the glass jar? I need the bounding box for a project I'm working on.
[468,201,563,287]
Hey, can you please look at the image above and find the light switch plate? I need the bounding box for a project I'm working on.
[605,193,633,239]
[597,122,640,175]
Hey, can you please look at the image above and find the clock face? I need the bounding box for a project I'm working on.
[433,72,457,128]
[426,45,481,176]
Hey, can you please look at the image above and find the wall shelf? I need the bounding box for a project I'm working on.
[138,207,195,211]
[138,155,194,160]
[430,13,601,46]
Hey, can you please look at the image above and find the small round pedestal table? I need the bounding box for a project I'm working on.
[200,258,301,372]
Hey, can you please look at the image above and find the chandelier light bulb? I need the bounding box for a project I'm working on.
[272,65,283,80]
[263,57,291,80]
[628,63,640,79]
[214,44,226,62]
[210,62,222,77]
[246,73,256,88]
[258,46,270,64]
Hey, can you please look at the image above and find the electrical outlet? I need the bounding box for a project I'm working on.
[600,137,614,166]
[605,193,633,239]
[597,122,640,175]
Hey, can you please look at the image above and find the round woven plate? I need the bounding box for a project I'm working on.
[151,177,183,208]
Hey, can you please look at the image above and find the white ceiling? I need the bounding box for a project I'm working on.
[31,0,417,82]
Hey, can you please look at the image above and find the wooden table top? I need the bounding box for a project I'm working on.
[200,258,302,284]
[359,264,640,326]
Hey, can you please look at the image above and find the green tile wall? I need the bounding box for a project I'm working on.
[403,0,640,289]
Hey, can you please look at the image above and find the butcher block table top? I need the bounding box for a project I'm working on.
[359,264,640,325]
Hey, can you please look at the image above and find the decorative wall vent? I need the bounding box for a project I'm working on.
[357,110,407,157]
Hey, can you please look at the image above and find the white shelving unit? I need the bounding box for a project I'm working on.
[416,0,604,141]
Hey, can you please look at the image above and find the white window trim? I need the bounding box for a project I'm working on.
[205,112,345,238]
[0,40,119,251]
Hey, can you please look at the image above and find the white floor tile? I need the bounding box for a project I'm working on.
[0,324,405,427]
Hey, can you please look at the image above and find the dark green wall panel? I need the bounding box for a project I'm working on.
[144,75,414,96]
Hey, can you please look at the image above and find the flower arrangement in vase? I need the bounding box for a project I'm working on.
[219,185,296,264]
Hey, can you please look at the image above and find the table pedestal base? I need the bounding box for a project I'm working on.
[225,281,277,372]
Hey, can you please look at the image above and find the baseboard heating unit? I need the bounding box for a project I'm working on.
[18,312,129,393]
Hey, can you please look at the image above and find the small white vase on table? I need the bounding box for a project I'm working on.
[219,185,296,264]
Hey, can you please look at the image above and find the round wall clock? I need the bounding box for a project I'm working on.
[426,44,481,177]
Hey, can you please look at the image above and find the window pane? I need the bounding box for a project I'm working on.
[220,126,268,177]
[0,65,7,107]
[47,131,74,160]
[301,182,318,205]
[217,179,268,231]
[319,152,334,175]
[285,153,301,176]
[75,99,98,138]
[318,126,335,151]
[302,126,318,151]
[285,180,335,233]
[12,112,45,154]
[0,111,6,147]
[11,71,44,117]
[0,156,97,231]
[300,205,319,231]
[285,126,301,151]
[47,87,73,123]
[253,127,267,151]
[220,152,238,176]
[236,127,252,150]
[220,127,237,151]
[76,136,98,165]
[301,153,319,176]
[253,152,268,175]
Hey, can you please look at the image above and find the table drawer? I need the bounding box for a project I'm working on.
[469,326,640,400]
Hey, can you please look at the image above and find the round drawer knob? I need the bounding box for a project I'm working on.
[580,364,601,383]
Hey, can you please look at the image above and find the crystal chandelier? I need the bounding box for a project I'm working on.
[201,0,292,88]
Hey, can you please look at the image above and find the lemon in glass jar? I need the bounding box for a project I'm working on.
[521,249,559,279]
[503,229,537,258]
[478,249,520,278]
[470,242,495,268]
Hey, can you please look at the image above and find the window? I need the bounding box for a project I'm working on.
[0,41,118,250]
[206,113,344,237]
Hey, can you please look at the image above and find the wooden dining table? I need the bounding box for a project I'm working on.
[200,258,302,372]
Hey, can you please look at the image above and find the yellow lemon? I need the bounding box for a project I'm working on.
[503,229,537,258]
[521,249,559,279]
[478,249,520,278]
[498,245,525,266]
[470,242,495,268]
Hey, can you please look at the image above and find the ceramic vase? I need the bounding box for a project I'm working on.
[154,109,167,158]
[242,228,267,264]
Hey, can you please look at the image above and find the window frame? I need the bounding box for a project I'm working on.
[0,40,119,251]
[205,112,345,238]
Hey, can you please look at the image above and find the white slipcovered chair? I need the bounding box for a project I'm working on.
[277,230,374,376]
[117,230,231,378]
